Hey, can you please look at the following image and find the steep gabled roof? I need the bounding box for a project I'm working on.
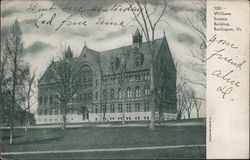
[80,45,101,65]
[100,37,165,74]
[39,35,175,85]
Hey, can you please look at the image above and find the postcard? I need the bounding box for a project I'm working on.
[0,0,249,159]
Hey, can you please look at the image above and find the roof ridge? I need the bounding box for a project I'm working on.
[100,37,164,53]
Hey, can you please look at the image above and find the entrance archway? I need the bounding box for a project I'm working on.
[81,106,89,120]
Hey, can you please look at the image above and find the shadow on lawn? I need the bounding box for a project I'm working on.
[14,136,63,146]
[1,135,23,141]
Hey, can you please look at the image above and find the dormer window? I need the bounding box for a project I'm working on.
[135,52,144,67]
[135,57,140,67]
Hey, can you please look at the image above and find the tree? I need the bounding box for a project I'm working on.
[102,89,107,122]
[174,61,188,120]
[190,88,205,119]
[22,66,37,131]
[183,88,195,119]
[3,19,28,144]
[184,0,206,88]
[126,0,173,130]
[49,46,82,129]
[176,79,187,120]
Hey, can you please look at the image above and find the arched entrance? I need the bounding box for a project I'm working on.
[78,64,93,121]
[81,106,89,120]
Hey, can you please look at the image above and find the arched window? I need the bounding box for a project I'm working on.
[145,86,150,96]
[110,89,115,99]
[118,88,122,99]
[127,87,131,98]
[88,78,92,86]
[95,92,98,100]
[144,102,150,112]
[135,103,140,112]
[135,86,141,97]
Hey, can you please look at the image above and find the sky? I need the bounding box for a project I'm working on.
[1,0,206,118]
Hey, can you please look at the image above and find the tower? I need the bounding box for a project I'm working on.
[65,46,73,59]
[132,28,142,48]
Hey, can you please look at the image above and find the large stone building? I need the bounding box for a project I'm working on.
[35,29,177,124]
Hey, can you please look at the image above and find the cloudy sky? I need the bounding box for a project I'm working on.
[1,0,206,118]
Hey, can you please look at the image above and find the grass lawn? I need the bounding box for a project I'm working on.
[3,147,206,159]
[1,125,206,159]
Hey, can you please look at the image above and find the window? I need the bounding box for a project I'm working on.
[129,74,133,82]
[49,95,53,104]
[126,103,132,112]
[110,117,115,120]
[95,107,98,114]
[102,104,107,113]
[135,57,140,67]
[88,92,92,100]
[135,74,141,81]
[54,109,58,115]
[44,109,48,115]
[115,57,120,69]
[55,94,59,102]
[135,103,140,112]
[110,89,115,99]
[39,97,43,105]
[38,110,42,115]
[118,104,123,113]
[103,90,107,99]
[135,86,141,97]
[96,79,98,86]
[118,88,122,99]
[127,87,132,98]
[88,78,92,86]
[83,78,87,85]
[44,96,48,104]
[83,93,87,100]
[145,86,150,96]
[144,72,150,80]
[144,102,150,112]
[95,92,98,100]
[110,104,115,113]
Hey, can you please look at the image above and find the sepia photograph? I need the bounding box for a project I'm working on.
[0,0,207,159]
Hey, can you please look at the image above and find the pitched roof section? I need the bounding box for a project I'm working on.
[39,36,171,85]
[99,38,165,73]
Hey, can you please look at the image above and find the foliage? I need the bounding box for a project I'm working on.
[1,19,30,144]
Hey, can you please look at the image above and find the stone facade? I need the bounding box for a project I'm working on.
[35,29,177,124]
